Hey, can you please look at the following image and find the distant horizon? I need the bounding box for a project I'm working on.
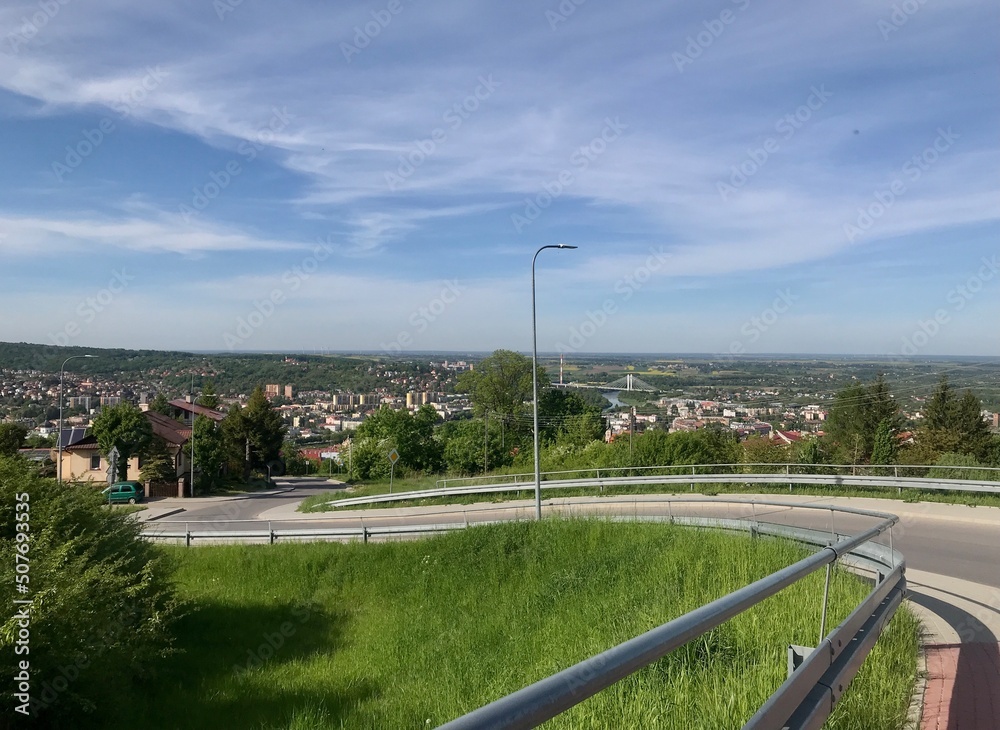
[4,340,1000,362]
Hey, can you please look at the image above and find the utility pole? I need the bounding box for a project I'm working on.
[630,406,636,474]
[190,375,196,498]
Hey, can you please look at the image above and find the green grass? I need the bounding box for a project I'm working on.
[105,520,919,729]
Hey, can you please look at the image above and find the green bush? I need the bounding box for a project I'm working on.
[0,457,181,727]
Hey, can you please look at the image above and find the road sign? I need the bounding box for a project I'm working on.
[388,448,399,494]
[106,446,120,485]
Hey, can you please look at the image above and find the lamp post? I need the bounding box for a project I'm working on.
[57,355,97,484]
[532,244,577,520]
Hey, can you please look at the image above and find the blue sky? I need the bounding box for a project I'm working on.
[1,0,998,356]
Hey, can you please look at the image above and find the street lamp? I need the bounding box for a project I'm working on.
[57,354,98,484]
[532,244,577,520]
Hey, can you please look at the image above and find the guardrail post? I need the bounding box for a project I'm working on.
[362,526,368,544]
[269,521,275,545]
[894,466,898,478]
[788,645,814,678]
[185,522,191,548]
[818,562,833,645]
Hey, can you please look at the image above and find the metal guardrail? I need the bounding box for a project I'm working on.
[143,498,906,729]
[323,470,1000,509]
[434,462,1000,489]
[436,501,904,730]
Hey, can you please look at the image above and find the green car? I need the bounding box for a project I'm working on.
[102,481,144,504]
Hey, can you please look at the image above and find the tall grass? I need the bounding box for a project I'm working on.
[105,521,918,729]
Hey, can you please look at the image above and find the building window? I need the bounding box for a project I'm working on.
[90,454,101,470]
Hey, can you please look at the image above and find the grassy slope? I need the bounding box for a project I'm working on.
[106,521,918,730]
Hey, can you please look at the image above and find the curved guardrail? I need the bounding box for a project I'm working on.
[319,469,1000,509]
[436,500,905,730]
[434,462,1000,491]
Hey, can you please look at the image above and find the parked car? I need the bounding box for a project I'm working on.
[102,481,144,504]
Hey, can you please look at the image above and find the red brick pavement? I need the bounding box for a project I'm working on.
[922,643,1000,729]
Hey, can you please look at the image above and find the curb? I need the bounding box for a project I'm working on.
[142,508,186,522]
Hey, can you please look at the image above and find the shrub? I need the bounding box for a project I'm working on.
[0,457,180,727]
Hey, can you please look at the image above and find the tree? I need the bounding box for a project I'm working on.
[222,403,254,480]
[825,375,902,462]
[222,387,286,480]
[953,390,992,459]
[923,375,956,432]
[244,386,286,465]
[0,456,180,725]
[457,350,542,428]
[282,441,311,476]
[198,380,220,409]
[538,389,605,446]
[0,423,28,456]
[918,377,991,460]
[441,419,512,475]
[870,419,897,466]
[24,433,56,449]
[795,437,829,474]
[140,438,177,483]
[188,415,226,491]
[742,436,791,472]
[148,393,171,416]
[91,402,154,481]
[350,405,442,479]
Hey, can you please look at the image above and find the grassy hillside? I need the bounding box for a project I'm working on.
[103,520,918,729]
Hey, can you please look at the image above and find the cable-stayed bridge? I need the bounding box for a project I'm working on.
[554,373,657,392]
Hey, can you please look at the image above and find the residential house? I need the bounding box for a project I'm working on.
[56,411,194,486]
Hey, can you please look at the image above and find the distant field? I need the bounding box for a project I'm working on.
[105,521,918,730]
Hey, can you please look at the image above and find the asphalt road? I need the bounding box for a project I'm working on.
[154,484,1000,590]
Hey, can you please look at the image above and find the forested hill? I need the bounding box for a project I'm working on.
[0,341,399,394]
